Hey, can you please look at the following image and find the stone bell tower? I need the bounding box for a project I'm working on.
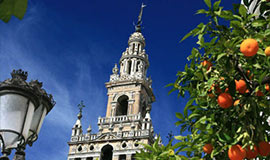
[67,3,156,160]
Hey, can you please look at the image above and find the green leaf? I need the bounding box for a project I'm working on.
[175,135,186,141]
[217,53,226,61]
[0,0,13,22]
[252,20,265,27]
[184,99,194,117]
[188,113,200,120]
[13,0,28,20]
[230,20,242,28]
[204,0,211,8]
[233,14,242,21]
[175,121,182,126]
[176,112,184,120]
[238,4,247,18]
[180,31,193,43]
[168,87,177,95]
[223,133,232,142]
[253,63,262,69]
[213,0,221,11]
[194,72,203,80]
[259,71,267,84]
[217,133,226,143]
[220,10,234,20]
[165,83,174,88]
[196,9,208,15]
[194,116,207,125]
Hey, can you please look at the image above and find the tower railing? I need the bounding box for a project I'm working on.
[70,129,153,143]
[98,114,142,124]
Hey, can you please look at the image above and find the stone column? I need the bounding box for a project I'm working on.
[113,155,119,160]
[127,154,132,160]
[124,59,128,74]
[128,100,134,115]
[133,92,140,114]
[106,94,113,117]
[130,58,135,75]
[120,61,124,76]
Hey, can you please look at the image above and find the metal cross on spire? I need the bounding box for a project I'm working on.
[77,100,85,120]
[78,100,85,113]
[135,3,146,32]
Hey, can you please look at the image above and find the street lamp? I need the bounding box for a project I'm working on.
[0,69,55,160]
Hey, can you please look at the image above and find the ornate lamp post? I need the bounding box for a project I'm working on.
[0,69,55,160]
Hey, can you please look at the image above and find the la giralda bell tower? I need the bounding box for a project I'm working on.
[67,4,156,160]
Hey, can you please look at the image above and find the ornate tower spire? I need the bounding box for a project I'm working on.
[135,3,146,32]
[105,3,155,119]
[77,100,85,120]
[71,101,85,136]
[109,3,149,82]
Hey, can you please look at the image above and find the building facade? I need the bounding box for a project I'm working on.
[67,5,157,160]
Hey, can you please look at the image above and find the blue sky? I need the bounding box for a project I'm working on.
[0,0,236,159]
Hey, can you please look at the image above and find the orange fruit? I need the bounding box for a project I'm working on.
[234,99,240,106]
[240,39,259,57]
[265,84,270,91]
[265,47,270,56]
[228,144,246,160]
[225,87,229,92]
[258,141,270,156]
[201,60,212,71]
[246,145,259,159]
[245,89,250,93]
[203,143,213,154]
[235,80,247,94]
[255,90,264,97]
[220,77,225,81]
[218,93,233,109]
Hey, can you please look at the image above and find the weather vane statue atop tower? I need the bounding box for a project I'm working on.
[135,3,146,32]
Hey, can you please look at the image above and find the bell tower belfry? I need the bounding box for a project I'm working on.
[106,26,154,119]
[67,4,156,160]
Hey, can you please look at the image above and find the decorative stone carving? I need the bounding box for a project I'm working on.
[112,64,119,74]
[128,32,145,45]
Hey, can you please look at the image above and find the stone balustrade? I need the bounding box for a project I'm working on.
[98,114,141,124]
[70,129,152,143]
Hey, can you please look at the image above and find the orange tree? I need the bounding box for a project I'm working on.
[135,0,270,159]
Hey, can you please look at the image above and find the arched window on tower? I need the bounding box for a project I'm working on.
[132,43,135,53]
[100,145,113,160]
[127,60,132,75]
[140,101,147,118]
[116,95,129,116]
[138,43,141,53]
[136,61,140,72]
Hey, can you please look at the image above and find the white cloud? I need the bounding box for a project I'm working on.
[0,4,109,159]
